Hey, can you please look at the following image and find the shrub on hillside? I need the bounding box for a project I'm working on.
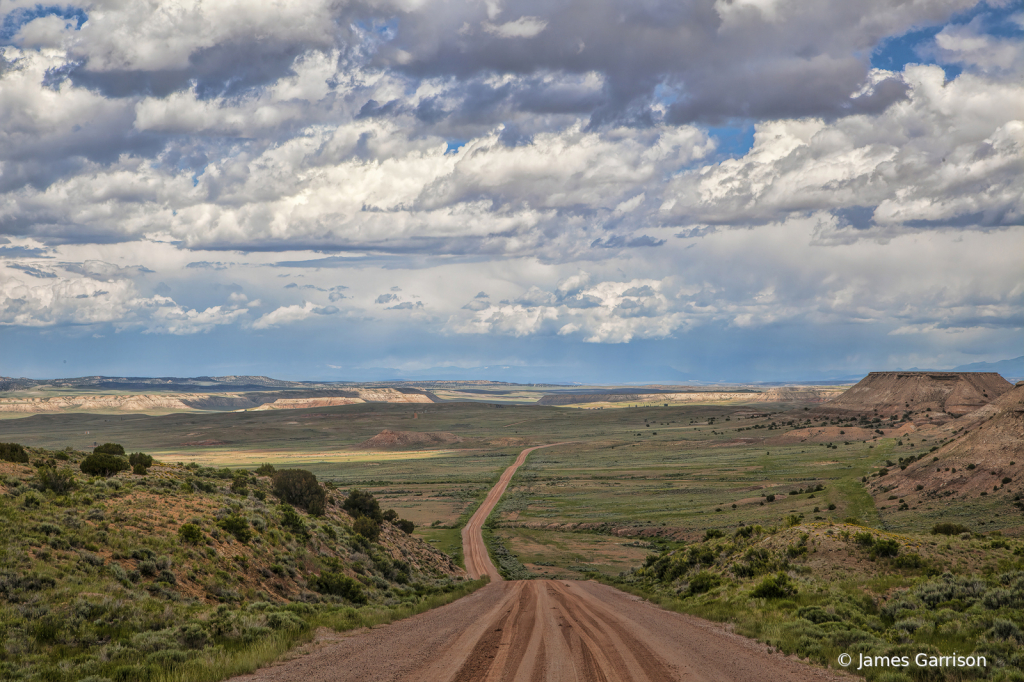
[36,466,77,493]
[217,515,252,543]
[0,442,28,463]
[255,463,276,476]
[230,475,249,494]
[279,504,308,538]
[80,452,130,477]
[342,488,382,522]
[871,538,900,558]
[309,571,367,603]
[750,572,797,599]
[704,529,725,541]
[272,469,326,516]
[132,463,148,476]
[94,443,125,456]
[396,519,415,534]
[854,531,875,546]
[688,571,721,595]
[353,516,380,541]
[128,452,153,469]
[178,523,204,545]
[932,523,971,536]
[894,553,926,569]
[383,509,399,522]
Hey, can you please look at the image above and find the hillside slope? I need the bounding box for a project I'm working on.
[868,382,1024,504]
[0,447,468,682]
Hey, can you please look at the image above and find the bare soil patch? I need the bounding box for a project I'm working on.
[358,429,463,449]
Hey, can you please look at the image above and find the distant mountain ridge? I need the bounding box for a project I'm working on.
[897,357,1023,379]
[951,356,1024,377]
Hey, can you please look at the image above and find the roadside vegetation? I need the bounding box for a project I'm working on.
[605,520,1024,681]
[0,443,480,682]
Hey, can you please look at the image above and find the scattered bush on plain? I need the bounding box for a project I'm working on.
[932,523,971,536]
[35,466,77,493]
[750,572,797,599]
[80,452,130,477]
[128,452,153,469]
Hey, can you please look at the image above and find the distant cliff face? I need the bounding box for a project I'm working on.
[818,372,1012,417]
[0,387,438,414]
[536,387,842,406]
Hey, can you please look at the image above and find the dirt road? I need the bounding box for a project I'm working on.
[231,444,848,682]
[462,443,570,581]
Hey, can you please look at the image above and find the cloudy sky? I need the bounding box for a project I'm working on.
[0,0,1021,383]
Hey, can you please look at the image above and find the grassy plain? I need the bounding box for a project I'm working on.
[4,399,1020,567]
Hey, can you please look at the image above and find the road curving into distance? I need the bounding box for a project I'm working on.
[461,443,572,582]
[231,444,849,682]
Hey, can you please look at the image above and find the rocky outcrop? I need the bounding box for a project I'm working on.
[0,393,201,412]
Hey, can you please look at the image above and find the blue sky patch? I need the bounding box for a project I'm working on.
[706,125,755,158]
[445,140,467,154]
[871,2,1021,80]
[1,5,87,41]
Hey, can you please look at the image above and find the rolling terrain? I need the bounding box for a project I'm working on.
[1,373,1022,681]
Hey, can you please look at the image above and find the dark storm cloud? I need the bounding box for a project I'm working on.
[8,263,56,278]
[622,285,655,297]
[379,0,972,125]
[563,294,602,309]
[0,245,51,258]
[591,235,665,248]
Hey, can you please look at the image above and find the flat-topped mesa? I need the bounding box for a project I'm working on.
[817,371,1012,417]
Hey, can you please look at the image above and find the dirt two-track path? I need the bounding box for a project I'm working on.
[232,444,848,682]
